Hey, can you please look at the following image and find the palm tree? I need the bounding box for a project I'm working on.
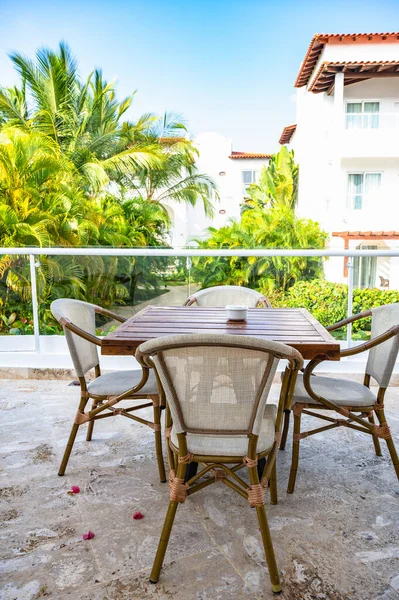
[0,126,79,248]
[118,113,218,217]
[191,204,327,294]
[0,127,171,317]
[0,42,162,195]
[0,42,218,325]
[0,43,217,215]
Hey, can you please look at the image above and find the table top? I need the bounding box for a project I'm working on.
[102,306,340,360]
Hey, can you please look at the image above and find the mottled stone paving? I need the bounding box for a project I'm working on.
[0,379,398,600]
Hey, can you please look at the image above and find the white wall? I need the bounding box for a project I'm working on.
[165,132,270,245]
[291,41,399,288]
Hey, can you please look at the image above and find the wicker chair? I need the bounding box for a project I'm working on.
[136,333,303,594]
[282,304,399,494]
[51,299,165,481]
[184,285,271,307]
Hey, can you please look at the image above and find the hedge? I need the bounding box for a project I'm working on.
[269,280,399,336]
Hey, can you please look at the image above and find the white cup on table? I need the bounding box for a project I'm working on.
[225,305,248,321]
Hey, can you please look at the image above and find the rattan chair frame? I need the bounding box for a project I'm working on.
[183,285,272,307]
[136,335,303,595]
[53,303,166,482]
[280,310,399,493]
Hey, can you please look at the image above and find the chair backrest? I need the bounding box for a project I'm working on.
[185,285,270,308]
[51,299,99,378]
[366,303,399,388]
[136,333,302,438]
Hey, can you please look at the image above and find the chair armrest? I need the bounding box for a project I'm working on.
[302,355,379,433]
[258,296,272,308]
[95,306,127,323]
[326,310,372,332]
[340,325,399,358]
[183,296,196,306]
[59,317,102,346]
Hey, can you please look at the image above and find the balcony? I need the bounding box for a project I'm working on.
[1,247,399,599]
[341,112,399,158]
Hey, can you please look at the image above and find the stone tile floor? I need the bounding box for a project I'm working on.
[0,379,398,600]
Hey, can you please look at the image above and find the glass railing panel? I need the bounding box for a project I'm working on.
[0,253,35,350]
[1,248,395,349]
[190,253,349,337]
[38,253,191,336]
[350,254,399,342]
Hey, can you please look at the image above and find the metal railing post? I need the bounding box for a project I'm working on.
[346,257,354,347]
[29,254,40,353]
[186,257,192,296]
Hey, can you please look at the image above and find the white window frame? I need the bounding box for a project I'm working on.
[242,170,260,196]
[345,99,380,130]
[346,171,382,211]
[353,244,378,289]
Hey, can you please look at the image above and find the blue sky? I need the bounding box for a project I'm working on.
[1,0,398,152]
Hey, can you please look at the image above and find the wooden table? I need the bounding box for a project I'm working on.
[102,306,340,360]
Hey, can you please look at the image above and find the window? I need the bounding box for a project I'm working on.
[347,172,381,210]
[346,101,380,129]
[353,245,377,288]
[242,170,259,196]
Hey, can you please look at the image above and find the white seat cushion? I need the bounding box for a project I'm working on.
[171,403,277,456]
[87,369,158,397]
[292,373,376,407]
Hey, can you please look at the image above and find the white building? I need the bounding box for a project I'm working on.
[167,132,271,246]
[280,32,399,289]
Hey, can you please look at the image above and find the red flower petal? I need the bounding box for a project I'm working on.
[83,530,95,540]
[132,511,144,520]
[71,486,80,494]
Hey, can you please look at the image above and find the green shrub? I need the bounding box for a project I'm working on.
[271,280,399,335]
[270,280,347,327]
[352,288,399,332]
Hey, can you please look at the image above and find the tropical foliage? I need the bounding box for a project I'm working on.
[191,148,327,293]
[0,42,216,331]
[272,280,399,339]
[243,146,298,210]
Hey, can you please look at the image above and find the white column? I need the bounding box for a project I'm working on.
[331,72,345,231]
[333,72,345,127]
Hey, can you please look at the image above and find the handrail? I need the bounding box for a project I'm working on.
[1,247,399,257]
[1,246,399,354]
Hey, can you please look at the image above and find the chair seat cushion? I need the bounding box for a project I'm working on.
[171,404,277,457]
[87,369,158,397]
[292,373,376,407]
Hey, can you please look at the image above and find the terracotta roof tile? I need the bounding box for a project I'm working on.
[279,124,297,145]
[295,32,399,88]
[229,151,272,159]
[333,231,399,238]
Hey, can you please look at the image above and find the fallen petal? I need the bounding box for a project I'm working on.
[71,486,80,494]
[83,531,95,540]
[132,511,144,520]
